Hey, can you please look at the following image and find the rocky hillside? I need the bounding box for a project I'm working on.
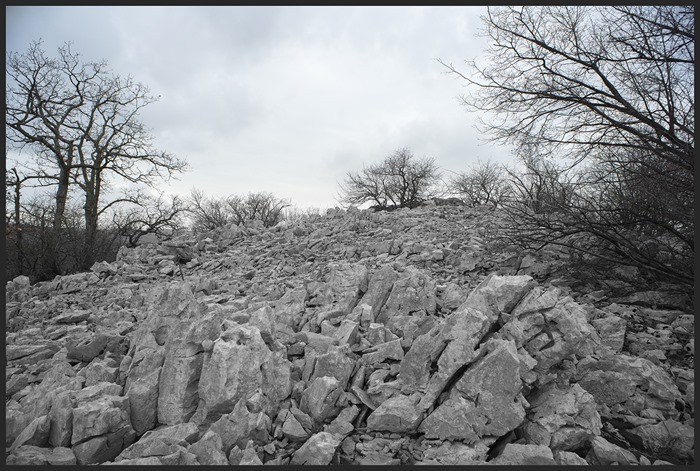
[5,202,694,465]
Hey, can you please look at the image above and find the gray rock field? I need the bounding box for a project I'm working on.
[5,202,694,465]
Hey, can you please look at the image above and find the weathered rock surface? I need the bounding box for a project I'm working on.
[290,431,342,465]
[5,203,693,465]
[521,382,602,450]
[366,393,423,433]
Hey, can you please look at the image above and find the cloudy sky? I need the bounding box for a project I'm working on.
[6,5,516,210]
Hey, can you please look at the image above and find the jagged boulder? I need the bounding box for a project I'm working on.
[490,443,557,465]
[187,430,229,465]
[195,323,291,421]
[300,375,343,423]
[377,266,436,328]
[123,347,165,435]
[366,393,423,433]
[208,397,271,454]
[416,305,497,410]
[419,339,528,442]
[521,382,602,451]
[574,352,682,419]
[6,446,77,466]
[349,265,398,326]
[290,431,343,465]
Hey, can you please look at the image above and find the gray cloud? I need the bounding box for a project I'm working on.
[6,6,515,209]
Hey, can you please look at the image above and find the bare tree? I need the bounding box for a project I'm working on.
[339,148,442,210]
[6,167,58,275]
[187,188,233,232]
[6,40,187,269]
[440,6,694,287]
[227,192,290,227]
[6,41,99,233]
[450,159,510,207]
[186,189,290,232]
[439,6,693,170]
[112,193,188,248]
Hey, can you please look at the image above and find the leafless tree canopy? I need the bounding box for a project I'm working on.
[340,148,442,210]
[6,41,187,247]
[450,159,510,208]
[441,6,694,287]
[440,6,693,169]
[6,40,187,278]
[187,189,290,232]
[112,194,188,248]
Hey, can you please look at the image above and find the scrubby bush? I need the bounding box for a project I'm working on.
[339,147,443,210]
[187,188,291,232]
[450,159,510,208]
[5,195,123,283]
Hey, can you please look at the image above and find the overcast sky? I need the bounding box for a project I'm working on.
[6,5,516,210]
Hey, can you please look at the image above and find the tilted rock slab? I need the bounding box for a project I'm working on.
[195,322,291,421]
[366,393,423,433]
[419,339,527,442]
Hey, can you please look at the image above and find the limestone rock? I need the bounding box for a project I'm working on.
[290,431,342,465]
[82,356,120,386]
[398,322,443,392]
[66,333,124,363]
[196,323,290,421]
[6,406,32,448]
[136,422,199,445]
[310,345,355,388]
[417,306,497,410]
[419,395,477,441]
[187,430,229,465]
[332,319,359,345]
[351,266,398,325]
[586,436,639,465]
[71,395,133,445]
[575,353,682,418]
[625,419,694,463]
[521,382,602,450]
[419,338,530,444]
[362,338,404,365]
[490,443,557,465]
[325,261,369,314]
[591,315,626,352]
[274,286,307,329]
[7,343,59,362]
[366,394,423,433]
[124,346,165,435]
[376,266,436,326]
[282,410,310,442]
[156,334,204,425]
[9,414,51,452]
[53,309,92,324]
[6,445,77,466]
[6,373,30,396]
[464,274,536,322]
[324,405,359,437]
[239,440,264,465]
[438,282,467,312]
[300,376,343,423]
[554,449,590,465]
[73,426,136,465]
[209,397,271,454]
[421,440,490,465]
[48,391,73,447]
[115,436,185,462]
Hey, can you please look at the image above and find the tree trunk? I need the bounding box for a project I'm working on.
[53,169,71,233]
[83,187,99,270]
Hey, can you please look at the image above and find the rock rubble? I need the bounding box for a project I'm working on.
[5,203,694,465]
